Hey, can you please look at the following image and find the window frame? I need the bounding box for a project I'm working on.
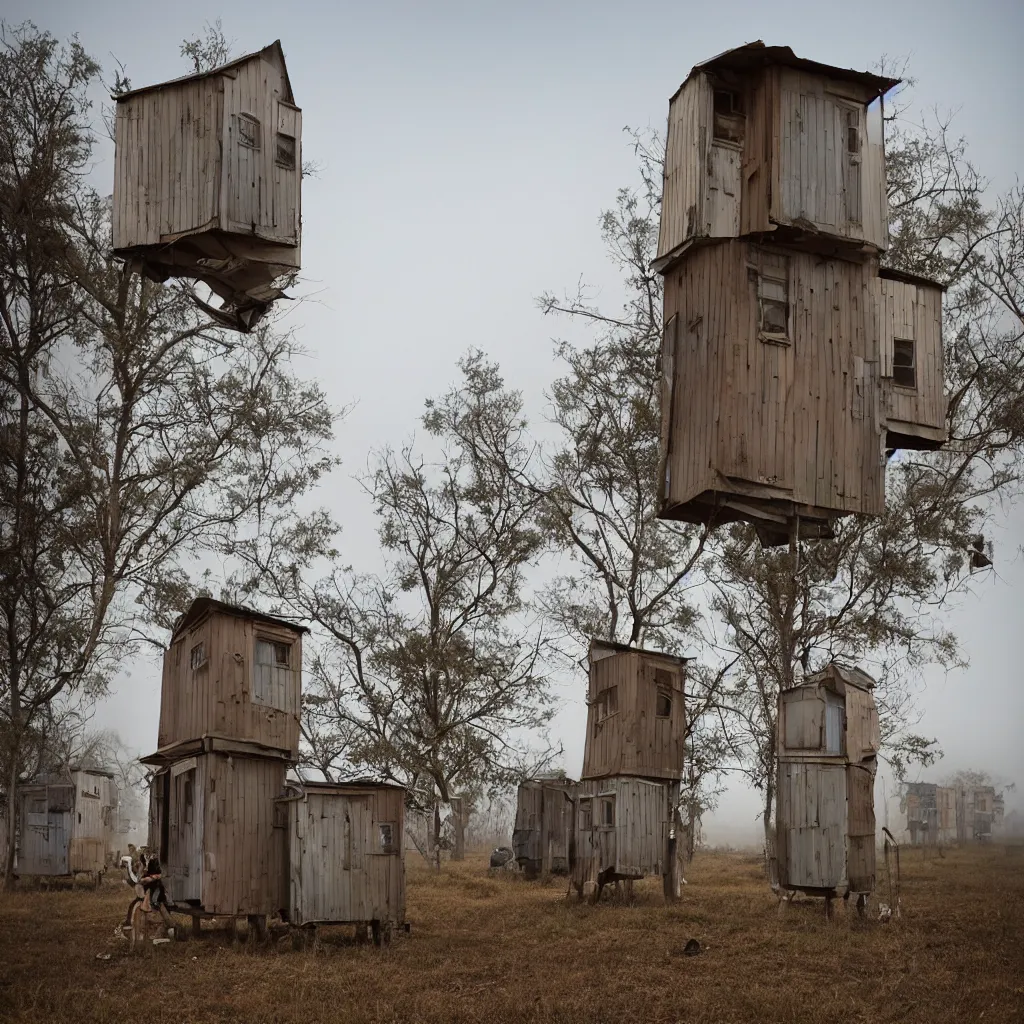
[190,641,207,671]
[275,132,297,169]
[598,795,616,829]
[595,685,619,723]
[378,821,399,854]
[712,87,745,146]
[892,337,917,390]
[577,797,593,832]
[235,112,261,150]
[757,268,790,345]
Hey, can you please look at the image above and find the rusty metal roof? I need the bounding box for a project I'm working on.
[672,40,900,103]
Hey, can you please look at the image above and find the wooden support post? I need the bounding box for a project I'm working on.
[540,786,550,882]
[191,914,201,939]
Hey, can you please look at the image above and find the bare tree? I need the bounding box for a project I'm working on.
[239,354,556,855]
[0,25,336,888]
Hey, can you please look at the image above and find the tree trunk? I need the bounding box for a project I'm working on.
[451,797,465,861]
[432,801,441,871]
[764,780,778,887]
[3,756,18,892]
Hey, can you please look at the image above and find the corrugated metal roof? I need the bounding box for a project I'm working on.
[671,40,900,103]
[113,40,294,104]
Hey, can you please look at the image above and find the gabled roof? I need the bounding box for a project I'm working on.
[114,40,294,105]
[672,40,900,104]
[805,661,878,692]
[172,596,309,640]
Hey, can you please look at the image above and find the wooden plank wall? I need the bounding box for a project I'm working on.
[582,652,685,781]
[222,57,300,245]
[658,75,711,259]
[68,771,110,873]
[844,685,881,758]
[512,781,575,872]
[201,753,287,916]
[663,242,884,520]
[158,611,302,757]
[777,762,847,890]
[772,69,885,249]
[846,764,875,891]
[288,787,405,926]
[112,74,224,249]
[875,277,947,434]
[740,69,777,236]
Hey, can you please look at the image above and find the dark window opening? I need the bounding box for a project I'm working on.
[758,268,789,341]
[712,88,744,144]
[275,132,296,169]
[600,797,615,826]
[892,338,916,389]
[236,113,261,149]
[183,778,194,825]
[596,685,619,722]
[578,798,593,832]
[78,813,82,824]
[656,689,672,718]
[190,642,206,670]
[845,109,860,154]
[379,822,397,852]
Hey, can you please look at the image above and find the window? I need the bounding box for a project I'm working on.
[190,642,206,670]
[578,798,593,832]
[713,88,744,144]
[183,778,194,825]
[378,822,398,853]
[892,338,916,389]
[236,113,261,149]
[596,685,619,722]
[758,266,789,343]
[256,639,291,668]
[254,638,293,709]
[845,108,860,154]
[600,797,615,827]
[656,688,672,719]
[275,133,296,169]
[28,797,45,815]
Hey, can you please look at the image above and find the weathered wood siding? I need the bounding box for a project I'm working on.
[659,66,888,262]
[285,784,405,926]
[777,762,847,890]
[18,784,72,876]
[149,753,287,915]
[68,771,116,873]
[113,75,225,249]
[772,70,886,250]
[572,777,672,889]
[221,55,301,246]
[846,764,875,891]
[512,780,576,875]
[875,275,947,444]
[581,650,686,781]
[157,609,302,758]
[112,53,300,254]
[661,242,884,524]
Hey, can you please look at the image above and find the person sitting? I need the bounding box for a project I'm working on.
[140,856,174,930]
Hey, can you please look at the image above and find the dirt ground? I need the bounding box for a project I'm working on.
[0,844,1021,1024]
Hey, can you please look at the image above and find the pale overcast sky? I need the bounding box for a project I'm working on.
[12,0,1024,841]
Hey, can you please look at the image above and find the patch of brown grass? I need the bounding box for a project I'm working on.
[0,844,1021,1023]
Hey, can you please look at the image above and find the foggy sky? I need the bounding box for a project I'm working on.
[11,0,1023,839]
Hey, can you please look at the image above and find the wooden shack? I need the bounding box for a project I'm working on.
[571,777,676,899]
[582,639,687,781]
[656,41,896,269]
[775,663,879,906]
[17,769,119,878]
[280,781,406,937]
[655,43,947,542]
[155,597,306,761]
[143,748,288,919]
[112,41,301,332]
[512,777,576,878]
[904,782,957,845]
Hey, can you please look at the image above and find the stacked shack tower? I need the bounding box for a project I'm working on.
[775,665,880,912]
[572,640,688,902]
[142,598,306,931]
[655,41,946,545]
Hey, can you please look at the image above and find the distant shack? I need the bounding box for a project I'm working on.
[512,778,576,878]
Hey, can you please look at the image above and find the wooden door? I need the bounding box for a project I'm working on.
[706,143,741,237]
[168,759,203,902]
[778,762,846,890]
[270,100,301,244]
[228,111,262,232]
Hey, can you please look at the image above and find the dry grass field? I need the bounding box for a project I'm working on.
[0,844,1021,1024]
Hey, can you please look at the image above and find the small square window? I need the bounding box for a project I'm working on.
[28,797,46,815]
[190,642,206,670]
[275,133,296,169]
[714,89,740,116]
[236,113,260,150]
[892,338,916,389]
